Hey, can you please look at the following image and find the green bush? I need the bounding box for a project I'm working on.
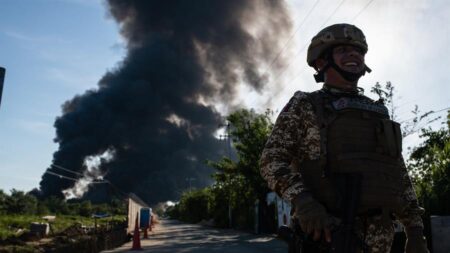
[177,189,211,223]
[79,201,92,217]
[207,185,230,228]
[3,190,38,215]
[167,109,272,230]
[44,196,70,215]
[165,205,179,219]
[0,245,37,253]
[36,202,50,215]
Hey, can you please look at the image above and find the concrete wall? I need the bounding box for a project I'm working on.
[127,198,145,233]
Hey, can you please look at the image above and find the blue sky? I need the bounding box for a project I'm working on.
[1,0,449,193]
[0,0,123,191]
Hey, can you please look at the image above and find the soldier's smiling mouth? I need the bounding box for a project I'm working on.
[344,62,358,66]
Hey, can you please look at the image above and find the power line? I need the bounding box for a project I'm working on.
[320,0,346,28]
[44,171,78,182]
[350,0,375,22]
[51,163,108,183]
[51,163,84,176]
[291,0,347,64]
[271,0,347,86]
[51,163,110,185]
[46,170,128,198]
[46,163,129,200]
[265,0,321,72]
[272,0,376,97]
[399,106,450,124]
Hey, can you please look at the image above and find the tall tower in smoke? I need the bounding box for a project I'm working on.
[39,0,292,204]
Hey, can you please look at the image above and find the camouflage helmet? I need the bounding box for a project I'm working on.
[307,23,368,67]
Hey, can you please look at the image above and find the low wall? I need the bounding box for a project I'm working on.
[46,228,128,253]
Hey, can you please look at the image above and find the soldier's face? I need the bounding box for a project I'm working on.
[332,45,365,73]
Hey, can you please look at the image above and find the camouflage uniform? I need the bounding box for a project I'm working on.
[260,87,424,252]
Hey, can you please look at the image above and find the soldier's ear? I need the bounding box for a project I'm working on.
[315,58,327,71]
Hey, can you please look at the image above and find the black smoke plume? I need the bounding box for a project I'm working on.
[39,0,292,204]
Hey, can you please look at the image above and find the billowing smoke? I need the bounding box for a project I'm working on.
[39,0,292,204]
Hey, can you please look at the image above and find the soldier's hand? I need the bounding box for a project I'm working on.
[405,227,429,253]
[293,193,332,242]
[313,227,331,242]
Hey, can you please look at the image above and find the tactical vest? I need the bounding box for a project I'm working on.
[299,90,407,214]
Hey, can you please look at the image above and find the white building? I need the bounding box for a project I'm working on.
[266,192,292,228]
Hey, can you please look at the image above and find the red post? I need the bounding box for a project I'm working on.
[131,213,142,250]
[143,224,149,239]
[149,216,153,231]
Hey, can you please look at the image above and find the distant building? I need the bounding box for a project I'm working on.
[266,192,291,228]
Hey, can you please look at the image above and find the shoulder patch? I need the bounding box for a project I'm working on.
[331,96,389,115]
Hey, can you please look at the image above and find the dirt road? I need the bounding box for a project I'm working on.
[102,219,287,253]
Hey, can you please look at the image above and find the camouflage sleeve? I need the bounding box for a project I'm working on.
[396,158,425,228]
[260,91,321,203]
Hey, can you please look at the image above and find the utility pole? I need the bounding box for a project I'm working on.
[185,177,196,192]
[219,122,232,159]
[0,67,5,109]
[219,121,232,228]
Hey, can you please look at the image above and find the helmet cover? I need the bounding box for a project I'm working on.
[307,23,368,67]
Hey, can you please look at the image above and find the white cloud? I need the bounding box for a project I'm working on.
[51,0,102,8]
[3,30,70,44]
[44,67,99,90]
[12,118,53,136]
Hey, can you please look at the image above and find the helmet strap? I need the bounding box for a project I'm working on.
[326,53,371,82]
[313,49,372,83]
[313,63,330,83]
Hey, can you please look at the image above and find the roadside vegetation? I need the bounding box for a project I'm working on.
[0,190,126,241]
[167,109,274,231]
[0,214,125,241]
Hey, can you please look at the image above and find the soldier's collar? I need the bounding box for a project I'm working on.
[322,84,364,96]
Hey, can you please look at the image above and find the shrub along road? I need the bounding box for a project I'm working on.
[102,218,287,253]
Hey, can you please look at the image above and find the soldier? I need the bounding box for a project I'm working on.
[260,24,429,253]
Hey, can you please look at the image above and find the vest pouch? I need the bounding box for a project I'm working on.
[380,119,402,157]
[334,153,406,213]
[299,160,341,212]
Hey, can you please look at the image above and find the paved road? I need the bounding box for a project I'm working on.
[103,219,287,253]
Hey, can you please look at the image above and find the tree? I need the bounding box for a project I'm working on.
[371,82,450,217]
[169,109,274,229]
[408,111,450,215]
[0,189,7,214]
[370,81,440,137]
[177,188,211,223]
[208,109,274,229]
[4,189,38,214]
[371,81,397,120]
[79,200,93,217]
[44,196,70,215]
[110,197,127,215]
[227,109,274,199]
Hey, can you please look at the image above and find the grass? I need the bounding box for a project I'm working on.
[0,215,41,240]
[0,214,126,241]
[0,244,37,253]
